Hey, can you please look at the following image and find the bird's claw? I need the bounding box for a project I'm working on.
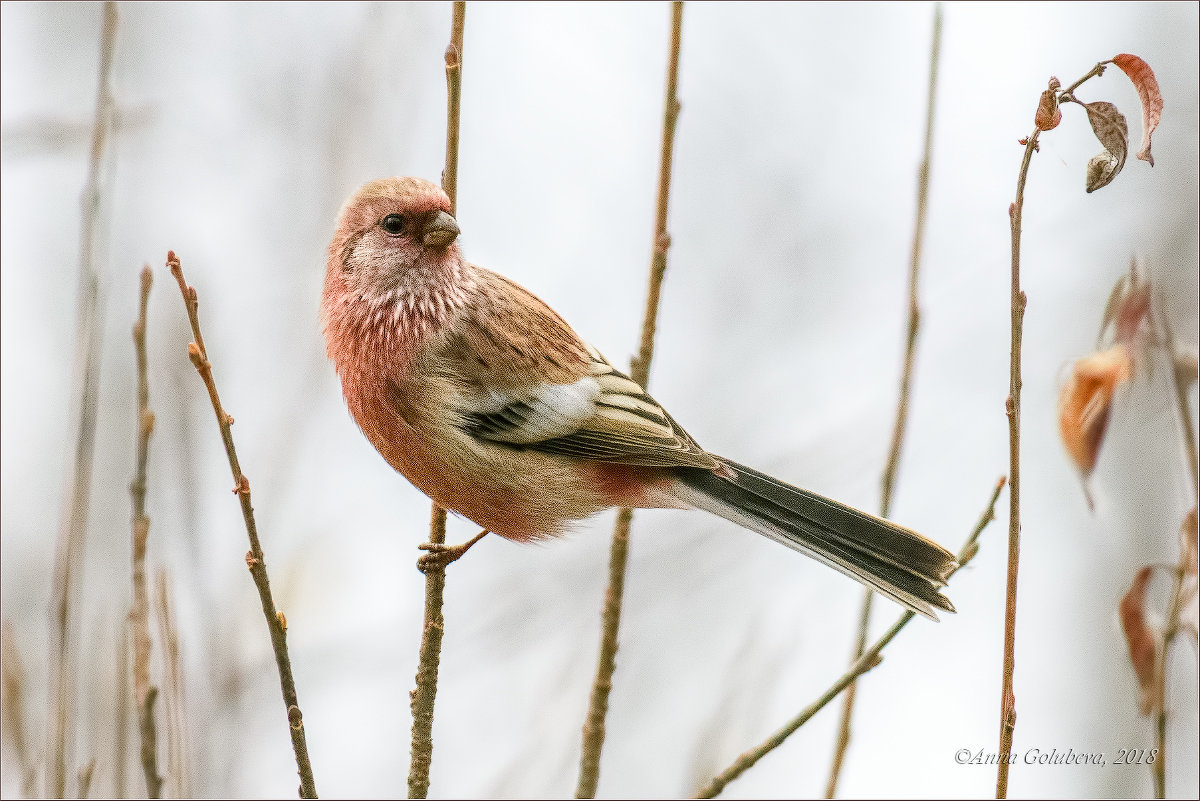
[416,530,487,573]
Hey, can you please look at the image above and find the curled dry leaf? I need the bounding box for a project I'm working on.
[1118,566,1159,715]
[1035,89,1061,131]
[1112,54,1163,167]
[1083,101,1129,193]
[1058,345,1133,475]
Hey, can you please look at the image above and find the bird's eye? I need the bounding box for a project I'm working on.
[380,214,406,235]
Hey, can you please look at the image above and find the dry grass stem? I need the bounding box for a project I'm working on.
[697,477,1005,799]
[46,4,119,795]
[575,4,684,798]
[114,627,130,798]
[76,757,96,799]
[825,6,942,796]
[168,252,317,798]
[129,264,163,798]
[154,571,187,798]
[1150,299,1198,798]
[1158,304,1199,496]
[408,4,467,798]
[2,620,37,797]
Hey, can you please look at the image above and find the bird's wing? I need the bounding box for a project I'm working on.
[461,346,719,469]
[445,268,718,470]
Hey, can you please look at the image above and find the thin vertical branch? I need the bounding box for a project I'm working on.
[129,264,163,798]
[996,128,1040,799]
[825,6,942,796]
[1149,300,1198,798]
[168,252,318,798]
[408,4,466,798]
[47,4,118,796]
[408,504,448,799]
[697,478,1005,799]
[576,4,684,797]
[441,0,465,213]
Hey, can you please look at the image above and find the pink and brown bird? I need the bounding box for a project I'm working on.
[322,176,957,618]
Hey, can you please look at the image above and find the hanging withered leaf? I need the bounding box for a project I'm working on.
[1096,260,1151,352]
[1112,54,1163,167]
[1035,76,1062,131]
[1182,508,1199,649]
[1084,101,1129,193]
[1118,566,1159,715]
[1058,344,1133,475]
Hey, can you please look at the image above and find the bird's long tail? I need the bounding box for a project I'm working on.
[671,458,957,619]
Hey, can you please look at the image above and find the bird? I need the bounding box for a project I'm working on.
[322,176,957,619]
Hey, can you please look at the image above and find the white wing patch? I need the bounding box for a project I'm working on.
[473,376,602,443]
[460,343,718,469]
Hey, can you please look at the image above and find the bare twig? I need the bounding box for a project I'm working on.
[408,4,467,798]
[138,686,163,800]
[168,252,317,798]
[576,5,684,797]
[996,125,1039,800]
[47,5,118,795]
[696,478,1005,799]
[825,6,942,796]
[995,63,1113,797]
[2,620,37,797]
[409,505,448,798]
[128,264,163,798]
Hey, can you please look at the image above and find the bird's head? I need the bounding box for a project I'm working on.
[323,176,475,365]
[326,176,464,308]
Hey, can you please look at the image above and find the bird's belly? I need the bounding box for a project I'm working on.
[350,384,685,540]
[355,401,599,540]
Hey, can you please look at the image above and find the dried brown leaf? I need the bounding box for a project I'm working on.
[1118,566,1159,715]
[1112,54,1163,166]
[1113,285,1150,346]
[1035,89,1061,131]
[1058,345,1133,474]
[1083,101,1129,193]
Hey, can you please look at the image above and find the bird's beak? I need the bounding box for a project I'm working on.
[422,211,460,248]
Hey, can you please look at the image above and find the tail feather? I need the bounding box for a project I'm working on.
[672,458,958,620]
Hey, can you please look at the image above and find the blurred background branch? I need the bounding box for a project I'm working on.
[576,3,684,797]
[825,6,943,795]
[45,4,118,797]
[697,477,1005,799]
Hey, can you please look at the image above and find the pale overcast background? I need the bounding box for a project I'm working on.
[2,2,1198,798]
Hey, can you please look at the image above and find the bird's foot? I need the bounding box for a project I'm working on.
[417,529,488,573]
